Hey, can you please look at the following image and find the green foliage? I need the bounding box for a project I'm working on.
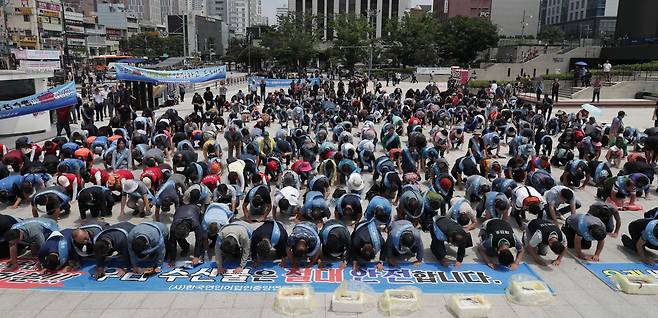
[615,61,658,72]
[330,14,373,69]
[537,26,566,44]
[260,13,322,67]
[435,16,499,66]
[383,12,442,67]
[121,33,183,59]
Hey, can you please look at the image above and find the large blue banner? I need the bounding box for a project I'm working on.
[582,262,658,290]
[0,258,548,294]
[0,82,77,120]
[116,65,227,84]
[249,77,321,88]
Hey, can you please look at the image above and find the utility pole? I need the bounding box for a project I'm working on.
[367,9,379,80]
[61,5,70,77]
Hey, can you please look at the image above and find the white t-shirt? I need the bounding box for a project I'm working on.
[512,185,545,210]
[603,63,612,72]
[274,186,300,207]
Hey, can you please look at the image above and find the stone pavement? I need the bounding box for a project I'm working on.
[1,79,658,317]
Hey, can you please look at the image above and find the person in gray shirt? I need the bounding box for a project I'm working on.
[128,221,169,274]
[213,221,252,274]
[3,218,59,269]
[543,185,581,225]
[564,214,607,261]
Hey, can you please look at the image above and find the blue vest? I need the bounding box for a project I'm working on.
[449,198,468,222]
[643,220,658,247]
[390,222,415,254]
[202,203,233,231]
[46,230,71,266]
[137,222,166,255]
[432,216,448,241]
[73,224,103,257]
[320,222,347,243]
[356,220,382,253]
[294,222,321,257]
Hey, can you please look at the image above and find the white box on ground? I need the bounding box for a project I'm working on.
[447,295,492,318]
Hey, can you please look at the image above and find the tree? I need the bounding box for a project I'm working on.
[329,14,373,69]
[435,16,499,66]
[538,26,566,44]
[260,13,322,68]
[383,12,442,67]
[121,33,183,59]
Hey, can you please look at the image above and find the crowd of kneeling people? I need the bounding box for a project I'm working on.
[1,78,658,281]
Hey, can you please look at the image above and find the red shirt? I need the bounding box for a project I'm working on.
[2,149,24,165]
[90,168,110,185]
[114,169,135,181]
[56,106,71,123]
[141,167,163,186]
[202,174,220,191]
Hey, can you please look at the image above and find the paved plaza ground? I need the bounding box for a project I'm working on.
[1,80,657,317]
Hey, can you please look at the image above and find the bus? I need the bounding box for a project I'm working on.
[90,55,134,72]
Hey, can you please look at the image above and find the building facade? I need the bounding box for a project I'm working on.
[126,0,163,26]
[168,14,228,56]
[288,0,409,39]
[84,15,109,55]
[433,0,492,22]
[538,0,617,39]
[63,8,87,58]
[490,0,540,36]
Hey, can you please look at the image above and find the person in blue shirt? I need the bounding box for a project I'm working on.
[128,221,169,274]
[364,195,393,227]
[334,192,363,226]
[383,220,423,267]
[38,228,75,272]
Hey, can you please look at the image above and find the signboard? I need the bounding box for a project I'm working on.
[12,49,60,60]
[116,65,227,84]
[36,1,60,11]
[0,258,549,294]
[19,60,61,71]
[583,262,658,291]
[0,82,77,120]
[416,67,452,75]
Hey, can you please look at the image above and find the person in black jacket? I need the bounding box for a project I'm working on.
[251,220,288,267]
[166,204,204,266]
[77,185,114,219]
[93,222,135,278]
[0,214,24,259]
[430,216,470,268]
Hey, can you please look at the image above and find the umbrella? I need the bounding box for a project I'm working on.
[581,103,602,116]
[575,61,588,66]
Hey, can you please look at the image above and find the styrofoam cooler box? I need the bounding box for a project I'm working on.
[447,295,492,318]
[273,285,315,315]
[331,290,368,313]
[612,273,658,295]
[378,287,422,315]
[505,280,553,306]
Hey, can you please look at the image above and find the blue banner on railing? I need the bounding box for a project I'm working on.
[0,82,77,120]
[0,258,547,294]
[582,262,658,290]
[116,65,227,84]
[249,77,321,88]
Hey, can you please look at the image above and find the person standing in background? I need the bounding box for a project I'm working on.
[592,78,602,103]
[551,79,560,104]
[603,60,612,83]
[179,84,186,102]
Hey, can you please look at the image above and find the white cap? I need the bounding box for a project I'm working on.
[347,173,365,192]
[122,179,138,193]
[57,175,70,188]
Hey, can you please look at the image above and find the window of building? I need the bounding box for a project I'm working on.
[575,1,578,9]
[24,15,30,22]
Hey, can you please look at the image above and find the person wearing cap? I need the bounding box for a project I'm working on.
[431,216,470,268]
[383,220,423,267]
[31,186,71,221]
[272,185,300,219]
[563,214,607,261]
[285,221,322,270]
[93,222,136,278]
[319,220,350,269]
[525,169,556,195]
[335,191,363,226]
[478,218,524,269]
[127,221,169,274]
[77,185,114,220]
[120,179,153,218]
[166,204,204,266]
[211,220,253,274]
[346,172,365,195]
[622,218,658,265]
[243,183,272,222]
[3,217,59,269]
[478,191,510,221]
[54,167,81,199]
[510,184,546,227]
[544,185,581,226]
[523,218,567,266]
[250,219,288,267]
